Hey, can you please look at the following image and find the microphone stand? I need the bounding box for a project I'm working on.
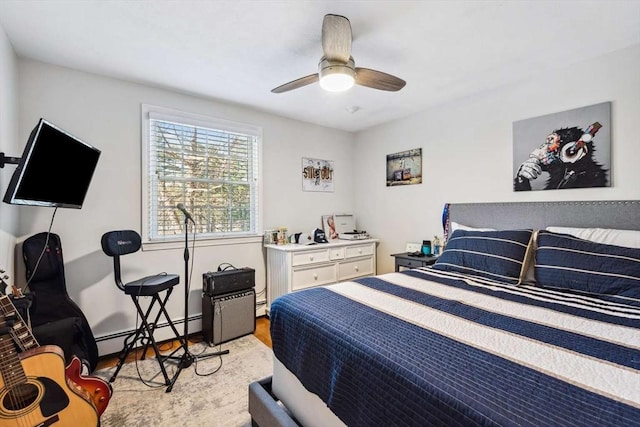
[165,214,229,393]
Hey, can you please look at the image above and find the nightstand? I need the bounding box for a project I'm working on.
[391,252,439,272]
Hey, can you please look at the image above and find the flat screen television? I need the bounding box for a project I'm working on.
[3,118,101,209]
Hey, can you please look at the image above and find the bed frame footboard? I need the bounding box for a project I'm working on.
[248,377,299,427]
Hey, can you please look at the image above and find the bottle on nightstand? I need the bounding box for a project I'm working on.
[433,236,441,255]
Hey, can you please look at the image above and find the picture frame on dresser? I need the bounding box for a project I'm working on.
[321,214,338,240]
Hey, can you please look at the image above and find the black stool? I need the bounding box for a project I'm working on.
[101,230,181,385]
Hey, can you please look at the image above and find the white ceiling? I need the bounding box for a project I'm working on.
[1,1,639,132]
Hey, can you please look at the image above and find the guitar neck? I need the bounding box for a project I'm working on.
[0,332,28,390]
[0,294,39,352]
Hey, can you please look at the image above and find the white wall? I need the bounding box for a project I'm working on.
[7,42,640,355]
[14,59,355,355]
[354,44,640,273]
[0,23,18,279]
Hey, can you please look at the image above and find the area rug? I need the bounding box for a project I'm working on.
[94,334,273,426]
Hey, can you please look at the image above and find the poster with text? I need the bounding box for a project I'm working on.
[302,157,334,192]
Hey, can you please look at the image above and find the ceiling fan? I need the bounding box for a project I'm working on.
[271,14,406,94]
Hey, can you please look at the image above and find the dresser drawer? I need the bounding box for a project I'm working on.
[329,247,345,260]
[345,243,374,259]
[292,264,336,291]
[292,248,330,266]
[338,257,374,281]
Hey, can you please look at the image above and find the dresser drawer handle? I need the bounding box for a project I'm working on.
[313,273,318,280]
[354,266,359,271]
[309,256,314,261]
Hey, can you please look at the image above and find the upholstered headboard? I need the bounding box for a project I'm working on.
[447,200,640,232]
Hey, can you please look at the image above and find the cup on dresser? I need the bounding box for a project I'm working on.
[421,240,431,255]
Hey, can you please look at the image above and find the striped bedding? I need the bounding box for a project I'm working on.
[269,268,640,426]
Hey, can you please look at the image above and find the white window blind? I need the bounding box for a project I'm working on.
[143,106,261,242]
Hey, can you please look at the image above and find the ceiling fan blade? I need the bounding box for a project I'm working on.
[355,68,406,92]
[322,14,352,63]
[271,74,319,93]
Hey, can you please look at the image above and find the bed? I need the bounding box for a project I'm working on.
[249,200,640,427]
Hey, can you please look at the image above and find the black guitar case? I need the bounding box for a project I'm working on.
[22,232,99,372]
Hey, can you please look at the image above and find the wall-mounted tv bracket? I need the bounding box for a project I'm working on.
[0,153,21,168]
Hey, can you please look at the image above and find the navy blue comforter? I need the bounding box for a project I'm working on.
[270,268,640,427]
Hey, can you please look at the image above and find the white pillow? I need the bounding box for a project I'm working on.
[545,226,640,249]
[520,230,538,285]
[450,222,496,233]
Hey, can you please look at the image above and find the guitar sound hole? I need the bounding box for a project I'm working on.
[4,383,38,410]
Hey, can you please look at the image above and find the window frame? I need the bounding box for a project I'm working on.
[141,104,263,250]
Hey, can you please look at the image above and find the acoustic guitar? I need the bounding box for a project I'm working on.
[0,272,111,417]
[0,313,99,425]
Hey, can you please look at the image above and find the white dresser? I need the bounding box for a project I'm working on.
[265,239,378,312]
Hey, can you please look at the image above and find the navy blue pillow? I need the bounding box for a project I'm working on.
[432,229,533,284]
[535,230,640,298]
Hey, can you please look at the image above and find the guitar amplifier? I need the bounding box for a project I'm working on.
[202,267,255,296]
[202,289,256,345]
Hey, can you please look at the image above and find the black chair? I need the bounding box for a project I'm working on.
[101,230,181,385]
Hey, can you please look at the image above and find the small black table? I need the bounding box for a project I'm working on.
[391,252,439,272]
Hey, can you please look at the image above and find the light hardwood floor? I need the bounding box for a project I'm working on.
[96,316,271,370]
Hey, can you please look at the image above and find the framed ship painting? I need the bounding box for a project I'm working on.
[386,148,422,187]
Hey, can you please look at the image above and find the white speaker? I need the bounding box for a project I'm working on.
[405,242,421,252]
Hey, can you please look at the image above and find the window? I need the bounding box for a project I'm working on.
[142,105,261,244]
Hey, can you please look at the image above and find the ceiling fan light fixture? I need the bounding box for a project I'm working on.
[320,72,354,92]
[270,15,406,94]
[319,58,355,92]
